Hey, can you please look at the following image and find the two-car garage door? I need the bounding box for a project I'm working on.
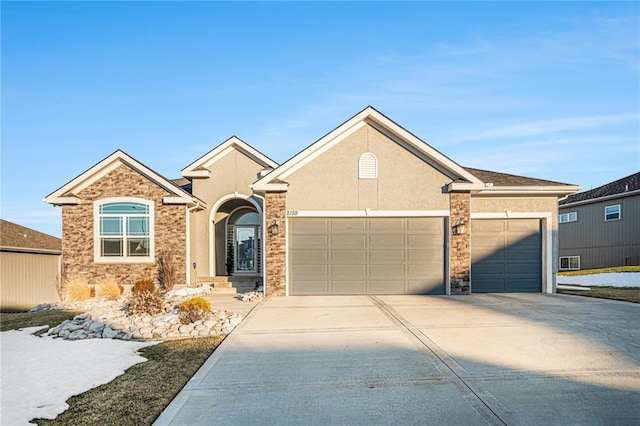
[289,217,445,295]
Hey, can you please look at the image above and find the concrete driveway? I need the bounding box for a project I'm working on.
[155,294,640,425]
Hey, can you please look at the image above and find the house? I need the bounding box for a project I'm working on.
[0,219,62,311]
[45,106,579,296]
[558,172,639,270]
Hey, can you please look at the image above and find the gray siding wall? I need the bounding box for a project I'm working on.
[559,194,640,269]
[1,251,60,311]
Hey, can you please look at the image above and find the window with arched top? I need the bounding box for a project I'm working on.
[358,152,378,179]
[94,198,154,263]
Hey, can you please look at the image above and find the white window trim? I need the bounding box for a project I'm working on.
[604,204,621,222]
[559,256,580,270]
[559,211,577,223]
[93,197,155,264]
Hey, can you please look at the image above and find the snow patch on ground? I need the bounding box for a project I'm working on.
[557,272,640,288]
[0,327,157,425]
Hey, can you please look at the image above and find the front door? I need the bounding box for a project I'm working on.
[234,226,257,273]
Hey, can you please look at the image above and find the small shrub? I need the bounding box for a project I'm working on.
[64,276,92,301]
[178,297,211,324]
[133,278,156,295]
[127,290,164,317]
[158,250,177,293]
[98,276,121,300]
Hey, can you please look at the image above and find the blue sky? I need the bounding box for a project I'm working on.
[2,1,639,237]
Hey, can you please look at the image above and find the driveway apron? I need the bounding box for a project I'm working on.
[155,294,640,425]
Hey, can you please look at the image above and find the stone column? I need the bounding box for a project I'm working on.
[449,192,471,295]
[265,192,287,296]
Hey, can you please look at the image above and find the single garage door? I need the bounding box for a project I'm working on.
[471,219,542,292]
[289,217,445,295]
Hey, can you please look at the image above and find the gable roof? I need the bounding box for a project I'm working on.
[252,106,483,192]
[0,219,61,254]
[560,172,640,207]
[251,106,580,196]
[182,136,278,179]
[44,150,202,207]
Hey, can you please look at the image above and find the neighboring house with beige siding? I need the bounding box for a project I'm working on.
[45,106,579,296]
[1,219,61,311]
[558,172,640,270]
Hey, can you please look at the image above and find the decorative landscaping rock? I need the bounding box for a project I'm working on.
[241,291,264,302]
[34,288,245,341]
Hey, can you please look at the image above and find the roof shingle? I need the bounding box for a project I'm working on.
[0,219,61,252]
[464,167,575,187]
[560,172,640,205]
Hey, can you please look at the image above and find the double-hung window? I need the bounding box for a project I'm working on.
[95,199,153,262]
[605,205,621,221]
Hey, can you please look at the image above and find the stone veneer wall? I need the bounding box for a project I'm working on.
[264,192,287,296]
[61,163,187,286]
[449,192,471,295]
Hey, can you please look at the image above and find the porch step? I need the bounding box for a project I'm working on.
[200,276,260,283]
[209,286,237,296]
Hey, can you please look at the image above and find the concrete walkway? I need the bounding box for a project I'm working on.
[155,294,640,425]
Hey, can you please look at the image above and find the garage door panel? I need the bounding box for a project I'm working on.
[369,218,404,233]
[332,264,367,279]
[407,264,442,279]
[369,249,405,262]
[289,217,444,295]
[472,219,542,293]
[291,249,328,263]
[408,279,445,295]
[291,264,329,278]
[291,235,328,248]
[370,264,404,279]
[330,281,366,293]
[408,249,443,263]
[290,219,329,233]
[369,280,404,293]
[330,249,367,263]
[292,281,329,294]
[370,234,404,248]
[330,219,366,232]
[408,218,443,233]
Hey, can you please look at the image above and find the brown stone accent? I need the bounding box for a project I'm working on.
[449,192,471,295]
[61,163,187,286]
[264,192,287,296]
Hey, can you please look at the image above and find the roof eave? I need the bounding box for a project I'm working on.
[560,188,640,208]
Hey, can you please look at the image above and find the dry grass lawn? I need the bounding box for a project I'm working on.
[558,286,640,304]
[1,310,223,425]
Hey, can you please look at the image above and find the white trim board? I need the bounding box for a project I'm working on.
[287,210,450,218]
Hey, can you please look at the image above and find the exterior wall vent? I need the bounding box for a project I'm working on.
[358,152,377,179]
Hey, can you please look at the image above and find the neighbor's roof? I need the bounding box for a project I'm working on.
[464,167,574,187]
[0,219,61,253]
[560,172,640,206]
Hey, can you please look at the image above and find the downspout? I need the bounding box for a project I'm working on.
[186,200,202,287]
[252,191,267,295]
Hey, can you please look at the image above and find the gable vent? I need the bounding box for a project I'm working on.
[358,152,378,179]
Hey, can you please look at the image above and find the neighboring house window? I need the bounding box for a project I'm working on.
[560,256,580,270]
[559,212,577,223]
[358,153,378,179]
[604,204,621,221]
[94,199,154,262]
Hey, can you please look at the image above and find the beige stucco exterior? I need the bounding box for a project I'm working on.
[188,148,270,282]
[284,125,451,211]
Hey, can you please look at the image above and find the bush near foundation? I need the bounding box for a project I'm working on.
[64,276,92,301]
[98,276,122,300]
[158,251,177,293]
[127,277,163,316]
[178,297,211,324]
[133,278,156,295]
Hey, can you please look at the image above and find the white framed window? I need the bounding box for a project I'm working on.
[358,152,377,179]
[559,211,577,223]
[94,198,154,263]
[559,256,580,270]
[605,204,621,221]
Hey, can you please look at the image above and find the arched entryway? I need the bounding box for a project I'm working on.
[211,196,262,277]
